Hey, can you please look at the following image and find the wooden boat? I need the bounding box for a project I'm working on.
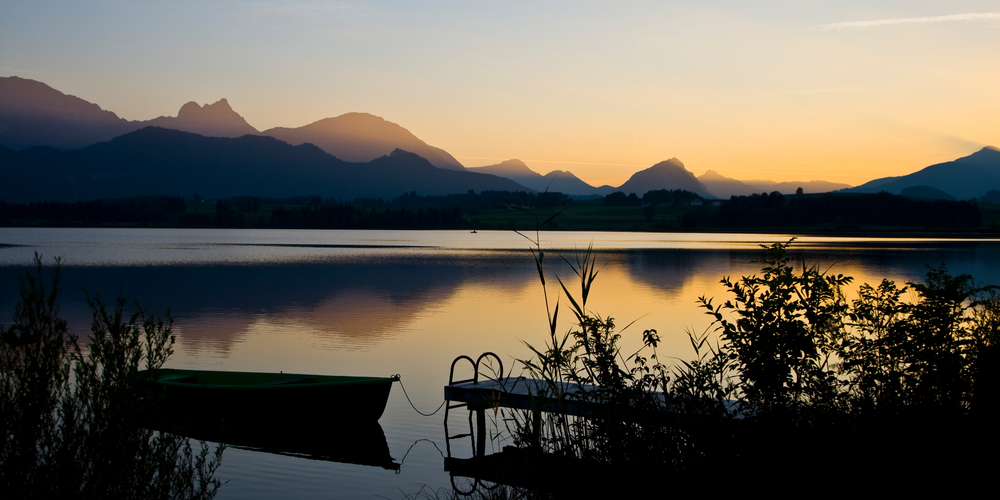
[142,369,398,432]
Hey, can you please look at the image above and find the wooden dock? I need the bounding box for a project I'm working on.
[444,376,608,416]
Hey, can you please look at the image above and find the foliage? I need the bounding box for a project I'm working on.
[0,255,223,499]
[698,241,851,413]
[508,237,999,486]
[601,191,640,206]
[838,265,999,416]
[640,189,702,205]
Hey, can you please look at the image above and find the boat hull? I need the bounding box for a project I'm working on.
[143,369,397,432]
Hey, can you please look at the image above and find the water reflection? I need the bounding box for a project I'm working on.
[3,241,1000,357]
[174,421,399,472]
[3,230,1000,499]
[0,257,537,352]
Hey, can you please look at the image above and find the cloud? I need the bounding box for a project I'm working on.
[812,12,1000,31]
[765,87,864,96]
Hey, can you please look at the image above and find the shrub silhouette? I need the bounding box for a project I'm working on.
[510,239,999,488]
[0,256,223,499]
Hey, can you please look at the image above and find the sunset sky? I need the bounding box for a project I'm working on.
[2,1,997,187]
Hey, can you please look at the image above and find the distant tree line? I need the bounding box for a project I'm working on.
[0,196,186,226]
[603,189,703,207]
[681,191,981,229]
[386,190,572,210]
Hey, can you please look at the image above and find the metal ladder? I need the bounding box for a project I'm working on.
[443,352,504,459]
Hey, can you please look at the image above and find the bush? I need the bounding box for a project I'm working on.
[510,238,1000,487]
[0,255,223,499]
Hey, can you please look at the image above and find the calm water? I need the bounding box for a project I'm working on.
[2,228,999,498]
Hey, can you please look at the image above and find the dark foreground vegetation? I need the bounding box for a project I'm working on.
[4,189,998,235]
[0,257,222,499]
[485,240,999,497]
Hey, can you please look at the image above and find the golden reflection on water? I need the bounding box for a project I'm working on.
[163,245,991,397]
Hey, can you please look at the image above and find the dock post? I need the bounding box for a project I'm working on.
[476,407,486,456]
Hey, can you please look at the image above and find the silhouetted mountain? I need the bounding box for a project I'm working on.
[616,158,713,198]
[144,99,257,138]
[467,159,537,179]
[699,169,851,198]
[467,159,614,196]
[900,185,956,201]
[0,127,528,203]
[0,76,135,150]
[0,76,258,149]
[540,170,617,196]
[697,170,759,197]
[1,77,467,176]
[262,113,465,171]
[749,179,852,195]
[844,147,1000,200]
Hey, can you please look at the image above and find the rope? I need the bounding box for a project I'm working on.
[395,375,446,417]
[398,438,445,465]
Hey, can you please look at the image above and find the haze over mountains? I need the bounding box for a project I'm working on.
[697,170,851,198]
[263,113,465,171]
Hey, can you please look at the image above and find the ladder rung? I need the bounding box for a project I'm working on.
[448,433,472,439]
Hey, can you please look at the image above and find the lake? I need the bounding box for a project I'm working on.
[2,228,998,498]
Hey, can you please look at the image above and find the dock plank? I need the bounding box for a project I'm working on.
[445,376,658,417]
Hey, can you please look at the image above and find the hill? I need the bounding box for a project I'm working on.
[844,146,1000,200]
[0,76,135,150]
[261,113,465,171]
[467,159,614,196]
[0,127,528,202]
[699,169,852,198]
[616,158,713,198]
[697,170,759,197]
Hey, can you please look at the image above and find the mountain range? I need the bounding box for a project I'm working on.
[4,75,996,203]
[697,170,851,198]
[467,159,616,196]
[0,127,527,203]
[0,76,462,171]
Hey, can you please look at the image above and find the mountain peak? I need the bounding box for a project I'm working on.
[262,113,466,170]
[467,159,538,178]
[651,157,685,170]
[953,145,1000,168]
[617,158,713,198]
[699,169,729,181]
[176,98,239,121]
[143,98,257,137]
